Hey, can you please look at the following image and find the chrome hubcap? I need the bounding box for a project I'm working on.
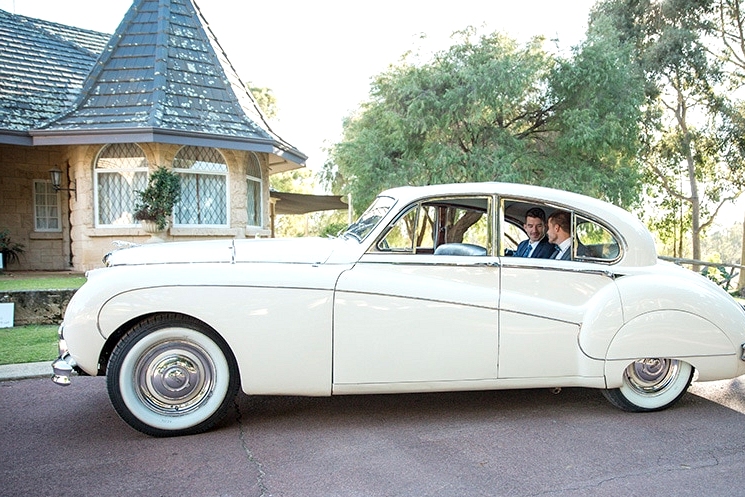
[135,340,215,415]
[624,358,680,395]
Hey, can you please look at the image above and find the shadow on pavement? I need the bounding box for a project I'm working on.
[1,375,744,497]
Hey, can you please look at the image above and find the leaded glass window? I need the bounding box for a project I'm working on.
[95,143,148,226]
[173,146,228,226]
[34,180,60,231]
[247,152,262,227]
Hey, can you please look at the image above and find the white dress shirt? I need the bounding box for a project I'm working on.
[555,238,572,259]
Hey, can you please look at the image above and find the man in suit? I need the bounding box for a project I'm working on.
[546,210,572,260]
[514,207,555,258]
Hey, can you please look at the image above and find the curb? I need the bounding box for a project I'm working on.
[0,361,51,381]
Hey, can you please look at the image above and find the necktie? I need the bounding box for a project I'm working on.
[550,246,560,259]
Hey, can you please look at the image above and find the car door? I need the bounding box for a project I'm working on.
[332,196,501,389]
[497,204,623,380]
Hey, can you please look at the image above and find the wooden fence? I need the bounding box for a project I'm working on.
[658,256,744,294]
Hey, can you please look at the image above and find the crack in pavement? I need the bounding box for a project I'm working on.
[234,400,271,497]
[524,457,726,496]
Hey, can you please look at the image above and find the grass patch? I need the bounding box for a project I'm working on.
[0,324,58,365]
[0,274,86,291]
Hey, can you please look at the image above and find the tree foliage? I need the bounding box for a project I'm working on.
[324,27,646,211]
[707,0,745,291]
[246,82,279,119]
[595,0,745,263]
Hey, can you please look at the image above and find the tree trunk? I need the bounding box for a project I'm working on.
[738,210,745,296]
[686,153,702,272]
[677,94,701,271]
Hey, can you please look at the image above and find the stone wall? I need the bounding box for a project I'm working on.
[0,143,70,271]
[68,144,272,271]
[1,142,276,272]
[0,289,76,326]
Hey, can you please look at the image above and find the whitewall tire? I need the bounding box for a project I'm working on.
[603,358,693,412]
[106,314,239,437]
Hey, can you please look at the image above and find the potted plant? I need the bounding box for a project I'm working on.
[134,166,181,232]
[0,228,24,269]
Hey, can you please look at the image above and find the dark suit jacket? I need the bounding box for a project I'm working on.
[550,242,572,260]
[515,237,555,258]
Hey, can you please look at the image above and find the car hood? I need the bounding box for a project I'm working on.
[104,237,351,267]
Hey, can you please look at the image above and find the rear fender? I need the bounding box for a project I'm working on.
[603,310,739,386]
[606,310,734,360]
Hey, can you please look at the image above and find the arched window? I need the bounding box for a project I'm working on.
[246,152,262,227]
[94,143,148,226]
[173,146,228,226]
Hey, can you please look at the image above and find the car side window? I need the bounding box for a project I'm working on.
[502,220,527,255]
[574,216,620,261]
[378,204,435,253]
[453,207,489,248]
[500,199,536,256]
[375,197,490,255]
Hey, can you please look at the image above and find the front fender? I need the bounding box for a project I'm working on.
[98,284,336,396]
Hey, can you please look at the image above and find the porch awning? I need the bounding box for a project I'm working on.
[270,191,348,215]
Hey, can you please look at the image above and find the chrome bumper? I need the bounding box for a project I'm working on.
[51,324,76,386]
[51,353,76,386]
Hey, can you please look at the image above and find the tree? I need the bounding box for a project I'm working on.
[246,82,279,119]
[706,0,745,291]
[596,0,745,266]
[324,27,646,211]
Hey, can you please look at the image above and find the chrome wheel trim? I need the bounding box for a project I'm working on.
[135,340,215,416]
[623,358,680,396]
[117,327,231,431]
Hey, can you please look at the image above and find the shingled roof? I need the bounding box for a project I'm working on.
[1,0,306,168]
[0,10,109,143]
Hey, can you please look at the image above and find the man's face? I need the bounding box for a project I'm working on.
[523,215,545,242]
[546,219,558,244]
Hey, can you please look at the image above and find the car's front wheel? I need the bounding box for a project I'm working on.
[106,314,239,437]
[602,358,693,412]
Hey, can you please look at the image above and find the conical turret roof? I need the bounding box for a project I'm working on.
[32,0,305,168]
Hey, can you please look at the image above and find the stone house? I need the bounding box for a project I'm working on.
[0,0,307,271]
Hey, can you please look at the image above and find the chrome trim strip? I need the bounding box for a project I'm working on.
[336,289,497,311]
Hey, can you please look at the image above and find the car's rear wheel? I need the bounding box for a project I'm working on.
[602,358,693,412]
[106,314,239,437]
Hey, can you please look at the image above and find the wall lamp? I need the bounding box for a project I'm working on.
[49,167,76,200]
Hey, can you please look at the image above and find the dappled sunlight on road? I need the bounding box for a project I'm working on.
[689,375,745,415]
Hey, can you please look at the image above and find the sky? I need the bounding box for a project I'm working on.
[0,0,596,170]
[2,0,742,228]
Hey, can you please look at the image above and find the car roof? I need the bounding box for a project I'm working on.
[379,182,658,267]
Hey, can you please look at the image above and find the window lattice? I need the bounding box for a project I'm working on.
[173,146,228,173]
[247,152,262,227]
[247,152,261,178]
[34,181,60,231]
[173,146,228,226]
[95,143,148,226]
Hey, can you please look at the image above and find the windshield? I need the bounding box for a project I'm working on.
[340,195,396,242]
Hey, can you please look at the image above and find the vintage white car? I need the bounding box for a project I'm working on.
[52,182,745,436]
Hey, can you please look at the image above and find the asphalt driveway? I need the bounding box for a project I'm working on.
[1,374,744,497]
